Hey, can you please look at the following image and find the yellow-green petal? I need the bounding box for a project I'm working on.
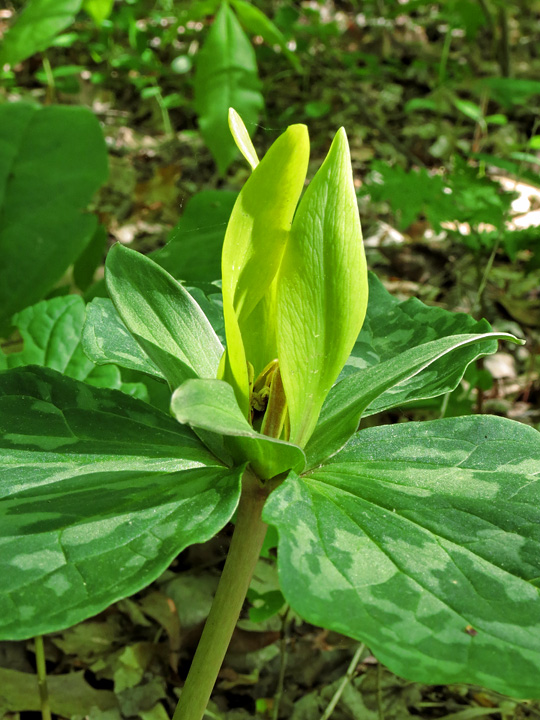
[221,122,310,414]
[276,127,368,447]
[228,107,259,169]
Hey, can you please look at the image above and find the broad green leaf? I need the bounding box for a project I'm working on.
[0,0,82,66]
[265,415,540,698]
[229,0,301,71]
[0,296,147,398]
[228,107,259,169]
[0,103,108,329]
[220,122,309,413]
[171,379,305,480]
[73,223,107,292]
[194,2,264,174]
[83,297,165,381]
[105,244,223,389]
[306,331,520,468]
[0,366,241,640]
[151,190,237,284]
[276,128,368,448]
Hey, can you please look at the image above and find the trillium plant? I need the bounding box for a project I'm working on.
[1,109,540,719]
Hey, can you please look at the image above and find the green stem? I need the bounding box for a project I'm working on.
[320,644,365,720]
[438,27,452,85]
[154,88,173,139]
[172,470,269,720]
[41,54,56,104]
[471,234,500,317]
[35,636,52,720]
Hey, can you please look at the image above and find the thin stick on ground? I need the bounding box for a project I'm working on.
[272,606,292,720]
[319,644,365,720]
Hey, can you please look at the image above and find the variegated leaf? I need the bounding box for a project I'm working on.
[0,366,241,640]
[265,415,540,698]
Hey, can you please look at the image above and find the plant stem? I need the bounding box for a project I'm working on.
[35,636,52,720]
[471,235,500,317]
[172,470,269,720]
[320,644,365,720]
[41,54,56,105]
[154,88,174,139]
[438,27,452,85]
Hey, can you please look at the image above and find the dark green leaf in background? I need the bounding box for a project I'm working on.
[230,0,301,71]
[151,191,237,284]
[194,2,264,174]
[0,366,241,640]
[0,103,108,329]
[0,0,83,67]
[73,223,108,293]
[266,415,540,698]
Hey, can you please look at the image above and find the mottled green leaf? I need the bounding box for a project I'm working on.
[105,244,223,389]
[0,0,82,66]
[276,128,368,448]
[0,296,140,395]
[220,123,309,414]
[0,366,241,640]
[171,379,305,480]
[344,273,510,414]
[306,331,520,468]
[151,190,237,284]
[83,298,165,381]
[0,103,108,328]
[194,2,263,174]
[265,415,540,698]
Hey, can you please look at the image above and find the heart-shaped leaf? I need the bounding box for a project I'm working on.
[265,415,540,698]
[0,366,242,640]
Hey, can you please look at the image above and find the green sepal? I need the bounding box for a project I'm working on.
[105,244,223,389]
[171,378,305,480]
[306,331,521,468]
